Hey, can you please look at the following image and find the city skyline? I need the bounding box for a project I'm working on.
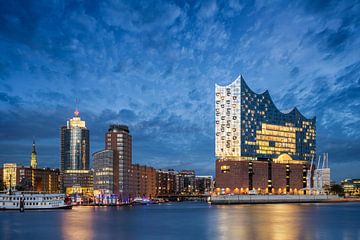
[0,1,359,181]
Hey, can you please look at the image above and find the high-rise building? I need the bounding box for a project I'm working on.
[215,75,316,194]
[30,139,37,169]
[60,108,92,194]
[93,149,117,195]
[105,124,132,201]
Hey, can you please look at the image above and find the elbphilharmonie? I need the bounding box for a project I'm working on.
[215,75,316,194]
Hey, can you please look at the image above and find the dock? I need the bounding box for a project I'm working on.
[209,194,342,204]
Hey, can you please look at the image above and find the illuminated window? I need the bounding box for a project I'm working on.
[220,165,230,173]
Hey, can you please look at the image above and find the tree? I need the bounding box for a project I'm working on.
[330,184,344,197]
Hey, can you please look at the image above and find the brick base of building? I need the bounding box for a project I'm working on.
[215,159,309,195]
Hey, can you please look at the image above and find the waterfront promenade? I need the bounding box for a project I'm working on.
[210,194,341,204]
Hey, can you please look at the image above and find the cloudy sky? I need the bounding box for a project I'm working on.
[0,0,359,181]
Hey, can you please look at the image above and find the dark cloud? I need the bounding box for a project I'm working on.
[300,0,335,13]
[0,0,359,181]
[315,27,351,54]
[0,92,22,106]
[290,67,299,77]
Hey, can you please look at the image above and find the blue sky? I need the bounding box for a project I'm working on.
[0,0,359,181]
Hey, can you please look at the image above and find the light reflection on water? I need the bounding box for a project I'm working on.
[61,207,94,240]
[212,203,360,240]
[0,202,360,240]
[214,204,302,240]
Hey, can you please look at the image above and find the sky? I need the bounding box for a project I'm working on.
[0,0,359,182]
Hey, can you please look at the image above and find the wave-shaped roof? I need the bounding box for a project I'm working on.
[218,75,315,121]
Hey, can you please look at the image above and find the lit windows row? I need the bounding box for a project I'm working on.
[256,135,296,143]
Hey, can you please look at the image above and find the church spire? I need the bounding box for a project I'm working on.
[30,138,38,169]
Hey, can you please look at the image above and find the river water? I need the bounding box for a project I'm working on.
[1,202,359,240]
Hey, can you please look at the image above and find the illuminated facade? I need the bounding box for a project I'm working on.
[215,75,316,162]
[30,140,38,169]
[342,179,360,196]
[1,163,60,193]
[93,149,117,195]
[62,169,93,195]
[215,75,316,194]
[105,124,132,201]
[60,109,90,193]
[129,164,157,198]
[2,163,17,189]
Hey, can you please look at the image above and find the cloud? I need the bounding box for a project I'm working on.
[0,0,359,180]
[0,92,22,106]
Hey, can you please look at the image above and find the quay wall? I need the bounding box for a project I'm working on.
[210,194,339,204]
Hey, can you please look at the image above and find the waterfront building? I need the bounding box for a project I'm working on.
[94,124,158,202]
[60,108,91,194]
[178,170,196,194]
[342,179,360,196]
[1,141,60,193]
[2,163,17,189]
[105,124,132,201]
[1,163,60,193]
[61,169,93,195]
[215,75,316,194]
[195,176,213,194]
[93,149,117,195]
[129,164,157,198]
[156,169,179,196]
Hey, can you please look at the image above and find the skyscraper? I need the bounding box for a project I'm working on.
[215,75,316,194]
[30,139,37,169]
[60,108,92,194]
[105,124,132,201]
[93,124,157,202]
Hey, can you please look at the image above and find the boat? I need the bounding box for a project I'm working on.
[132,197,153,205]
[0,190,72,211]
[152,197,166,204]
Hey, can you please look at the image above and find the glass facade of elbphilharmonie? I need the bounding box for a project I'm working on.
[215,75,316,163]
[215,75,316,194]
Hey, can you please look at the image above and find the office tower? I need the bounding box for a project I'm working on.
[105,124,132,201]
[93,149,117,195]
[215,75,316,194]
[60,108,92,194]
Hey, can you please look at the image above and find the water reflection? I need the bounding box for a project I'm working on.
[61,207,94,240]
[214,204,304,240]
[0,202,358,240]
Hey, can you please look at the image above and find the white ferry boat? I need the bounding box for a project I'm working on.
[0,190,72,211]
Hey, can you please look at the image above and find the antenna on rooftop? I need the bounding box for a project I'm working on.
[74,98,80,117]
